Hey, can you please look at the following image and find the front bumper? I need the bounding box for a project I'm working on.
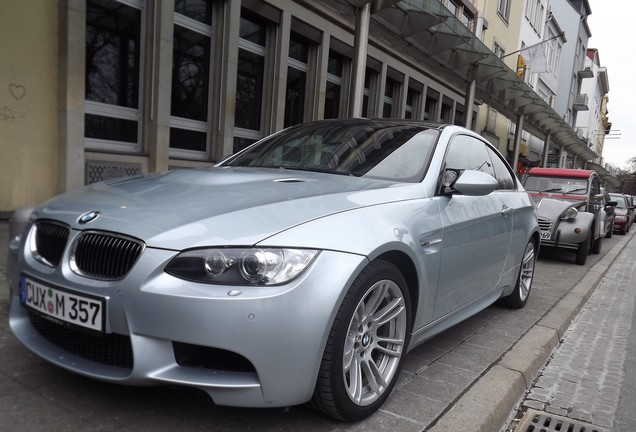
[8,239,367,408]
[538,218,589,250]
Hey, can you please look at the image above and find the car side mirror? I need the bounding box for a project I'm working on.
[451,170,498,196]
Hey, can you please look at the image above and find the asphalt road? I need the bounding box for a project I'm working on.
[0,220,631,432]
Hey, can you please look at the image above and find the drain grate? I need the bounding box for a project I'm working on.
[515,409,606,432]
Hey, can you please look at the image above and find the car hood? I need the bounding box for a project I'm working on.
[32,167,417,250]
[533,196,582,219]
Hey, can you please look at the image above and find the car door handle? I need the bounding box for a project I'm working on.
[501,206,514,217]
[420,238,442,247]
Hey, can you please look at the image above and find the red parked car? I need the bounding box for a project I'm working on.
[609,193,635,234]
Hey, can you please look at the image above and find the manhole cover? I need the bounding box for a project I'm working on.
[514,409,606,432]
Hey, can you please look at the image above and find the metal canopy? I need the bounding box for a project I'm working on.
[330,0,598,162]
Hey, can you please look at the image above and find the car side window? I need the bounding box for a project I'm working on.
[444,135,496,177]
[487,147,516,190]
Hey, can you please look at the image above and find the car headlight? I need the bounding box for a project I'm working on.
[165,248,319,285]
[561,207,578,220]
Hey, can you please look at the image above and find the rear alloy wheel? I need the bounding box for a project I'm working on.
[502,240,536,309]
[311,260,410,421]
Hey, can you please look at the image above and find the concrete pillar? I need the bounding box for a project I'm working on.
[145,0,175,173]
[512,115,524,175]
[349,3,370,118]
[58,0,86,192]
[464,79,476,129]
[541,134,551,167]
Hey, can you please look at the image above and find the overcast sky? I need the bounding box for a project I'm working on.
[586,0,636,169]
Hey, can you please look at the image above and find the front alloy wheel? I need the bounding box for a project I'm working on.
[502,240,536,309]
[311,260,411,421]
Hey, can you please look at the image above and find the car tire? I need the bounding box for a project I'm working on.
[501,240,536,309]
[591,234,602,254]
[575,234,590,265]
[311,260,411,421]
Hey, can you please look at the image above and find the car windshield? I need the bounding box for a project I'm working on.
[524,176,589,195]
[222,121,440,182]
[611,195,627,209]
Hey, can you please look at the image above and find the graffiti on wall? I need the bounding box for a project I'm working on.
[1,83,26,121]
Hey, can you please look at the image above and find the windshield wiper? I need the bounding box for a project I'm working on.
[540,187,563,193]
[565,188,587,194]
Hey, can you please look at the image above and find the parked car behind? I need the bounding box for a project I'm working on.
[7,119,540,421]
[609,193,635,234]
[628,195,636,227]
[601,187,616,238]
[523,168,614,265]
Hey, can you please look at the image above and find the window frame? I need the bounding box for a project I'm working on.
[233,10,270,153]
[497,0,511,22]
[84,0,145,154]
[324,49,347,119]
[284,32,312,127]
[169,10,215,160]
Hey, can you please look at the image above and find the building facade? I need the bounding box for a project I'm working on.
[575,48,610,159]
[0,0,616,216]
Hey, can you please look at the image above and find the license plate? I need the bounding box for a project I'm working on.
[540,231,551,240]
[20,275,105,332]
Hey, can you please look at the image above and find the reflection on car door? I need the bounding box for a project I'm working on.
[433,134,513,320]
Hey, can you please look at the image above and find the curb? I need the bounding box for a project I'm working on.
[428,231,634,432]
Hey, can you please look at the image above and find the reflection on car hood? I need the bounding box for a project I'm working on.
[33,167,414,249]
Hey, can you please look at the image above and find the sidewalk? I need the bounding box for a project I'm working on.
[511,232,636,432]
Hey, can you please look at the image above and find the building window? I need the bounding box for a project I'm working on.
[441,101,452,123]
[493,40,505,58]
[170,0,213,157]
[85,0,143,152]
[425,92,438,121]
[324,50,345,119]
[497,0,511,22]
[285,32,310,127]
[447,0,457,16]
[454,104,464,126]
[525,0,544,33]
[175,0,212,23]
[362,69,372,117]
[234,9,268,153]
[545,29,562,75]
[462,10,474,32]
[486,107,497,133]
[405,87,419,119]
[382,77,398,118]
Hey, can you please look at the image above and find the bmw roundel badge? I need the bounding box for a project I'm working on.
[78,211,100,224]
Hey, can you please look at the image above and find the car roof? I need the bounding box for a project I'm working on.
[527,168,595,178]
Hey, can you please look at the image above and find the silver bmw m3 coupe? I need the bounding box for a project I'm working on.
[7,119,539,421]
